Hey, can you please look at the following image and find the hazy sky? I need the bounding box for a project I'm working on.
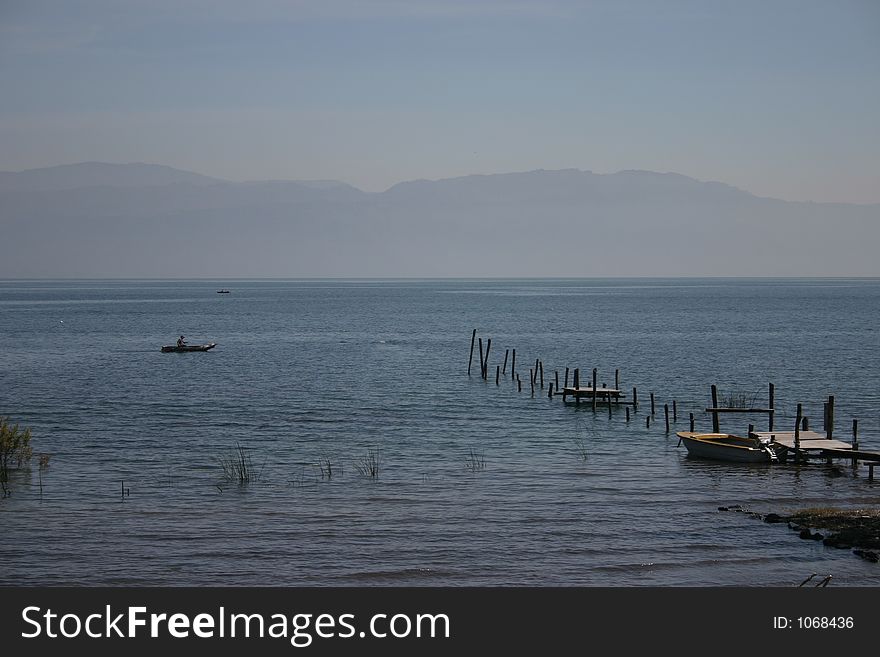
[1,0,878,202]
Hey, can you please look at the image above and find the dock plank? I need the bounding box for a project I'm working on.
[752,431,853,450]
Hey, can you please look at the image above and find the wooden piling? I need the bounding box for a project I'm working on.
[574,368,580,388]
[478,338,484,380]
[748,423,754,438]
[768,383,775,431]
[672,400,677,422]
[502,349,509,374]
[539,361,544,389]
[646,415,651,428]
[592,368,598,412]
[511,349,516,379]
[484,339,491,379]
[548,382,554,399]
[664,404,670,433]
[689,412,695,432]
[530,370,534,397]
[650,392,655,416]
[826,395,835,440]
[555,370,559,392]
[853,419,859,451]
[615,369,619,390]
[607,390,612,418]
[517,374,522,393]
[496,365,500,385]
[794,403,803,459]
[632,387,638,410]
[564,367,570,389]
[803,417,809,431]
[711,385,719,433]
[626,407,630,422]
[468,329,476,375]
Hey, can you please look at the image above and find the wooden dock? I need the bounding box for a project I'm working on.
[561,387,625,403]
[752,431,853,451]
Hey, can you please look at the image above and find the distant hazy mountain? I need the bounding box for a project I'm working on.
[1,163,877,277]
[0,162,224,193]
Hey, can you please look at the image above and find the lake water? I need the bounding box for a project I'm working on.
[1,278,879,586]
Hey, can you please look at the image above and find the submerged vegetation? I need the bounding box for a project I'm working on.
[218,443,263,484]
[1,416,34,497]
[465,448,485,473]
[355,448,380,479]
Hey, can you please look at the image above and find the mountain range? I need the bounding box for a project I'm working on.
[1,162,877,278]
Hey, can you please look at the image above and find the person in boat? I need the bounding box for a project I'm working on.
[177,335,186,347]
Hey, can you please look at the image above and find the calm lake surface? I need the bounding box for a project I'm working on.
[2,278,879,586]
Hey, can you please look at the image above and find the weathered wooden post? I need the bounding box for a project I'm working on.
[574,368,580,404]
[607,390,612,418]
[564,367,570,389]
[483,339,491,379]
[748,423,754,440]
[646,415,651,428]
[478,338,484,379]
[689,412,695,432]
[626,407,630,422]
[468,329,476,375]
[615,369,620,390]
[664,404,670,433]
[632,387,638,410]
[711,384,720,433]
[795,403,803,461]
[853,419,859,451]
[768,383,775,431]
[826,395,835,440]
[530,370,535,397]
[511,349,516,379]
[502,349,509,374]
[548,383,554,399]
[650,392,655,416]
[496,365,500,385]
[672,400,677,422]
[592,368,598,412]
[517,374,522,393]
[555,370,559,392]
[803,417,809,431]
[539,361,544,389]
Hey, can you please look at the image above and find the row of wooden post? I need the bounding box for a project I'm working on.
[471,332,862,448]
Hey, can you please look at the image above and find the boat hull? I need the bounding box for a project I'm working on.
[161,343,217,353]
[677,432,774,463]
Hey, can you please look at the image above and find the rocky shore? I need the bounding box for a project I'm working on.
[719,505,880,563]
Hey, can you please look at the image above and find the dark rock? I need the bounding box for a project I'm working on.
[764,513,785,524]
[812,532,824,541]
[718,506,728,511]
[853,550,879,563]
[823,536,852,550]
[799,529,813,540]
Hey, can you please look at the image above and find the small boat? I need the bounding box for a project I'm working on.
[161,342,217,353]
[217,289,230,294]
[676,432,781,463]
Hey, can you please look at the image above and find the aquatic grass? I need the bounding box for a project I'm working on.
[719,389,759,409]
[218,442,263,484]
[355,448,380,479]
[0,416,34,497]
[573,418,589,461]
[465,448,485,473]
[317,454,340,480]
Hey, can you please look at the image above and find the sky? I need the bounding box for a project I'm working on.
[1,0,878,203]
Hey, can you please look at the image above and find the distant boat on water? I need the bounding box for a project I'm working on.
[161,342,217,353]
[217,289,231,293]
